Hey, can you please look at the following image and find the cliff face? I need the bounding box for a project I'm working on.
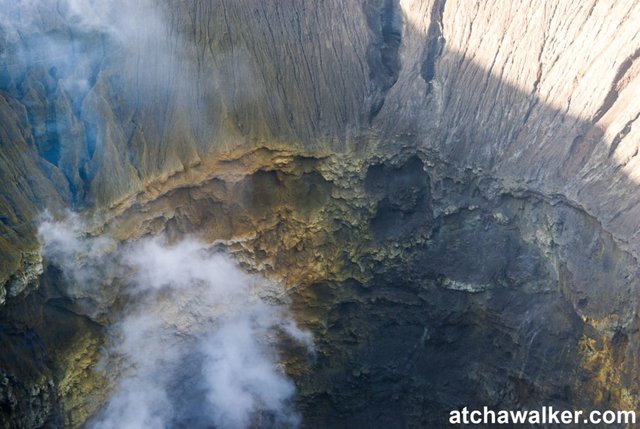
[2,0,640,287]
[1,0,640,427]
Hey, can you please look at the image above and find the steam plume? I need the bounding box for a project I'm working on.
[38,217,312,429]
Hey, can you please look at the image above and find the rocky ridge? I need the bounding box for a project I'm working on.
[1,0,640,427]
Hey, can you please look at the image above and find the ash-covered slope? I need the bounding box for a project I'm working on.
[1,0,640,427]
[1,0,639,293]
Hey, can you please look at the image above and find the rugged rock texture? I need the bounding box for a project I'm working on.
[80,150,640,427]
[1,0,640,427]
[1,0,640,288]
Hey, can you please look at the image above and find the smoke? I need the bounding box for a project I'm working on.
[1,0,263,187]
[0,0,159,53]
[38,216,313,429]
[1,0,170,97]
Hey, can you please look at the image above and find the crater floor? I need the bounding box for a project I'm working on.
[1,0,640,427]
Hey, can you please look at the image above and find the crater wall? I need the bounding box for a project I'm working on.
[1,0,640,427]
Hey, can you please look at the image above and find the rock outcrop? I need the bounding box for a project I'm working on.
[1,0,640,427]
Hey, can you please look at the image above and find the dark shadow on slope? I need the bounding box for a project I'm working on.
[0,1,639,428]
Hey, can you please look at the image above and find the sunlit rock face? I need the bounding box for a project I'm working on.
[1,0,640,427]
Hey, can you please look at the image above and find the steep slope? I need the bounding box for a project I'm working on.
[1,0,639,285]
[0,0,640,427]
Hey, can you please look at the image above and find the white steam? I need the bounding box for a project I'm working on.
[0,0,179,106]
[0,0,157,46]
[38,217,313,429]
[1,0,263,168]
